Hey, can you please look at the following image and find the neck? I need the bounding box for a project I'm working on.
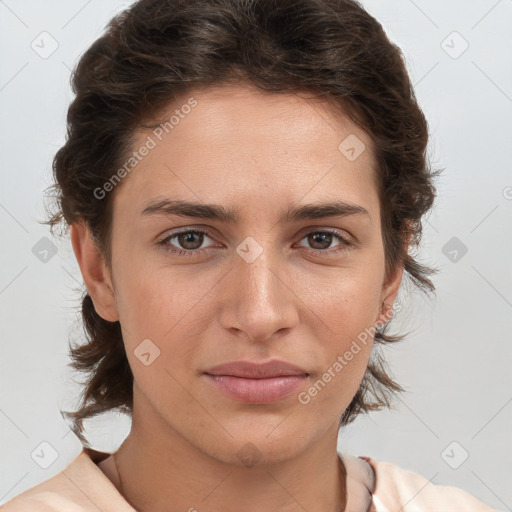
[112,387,346,512]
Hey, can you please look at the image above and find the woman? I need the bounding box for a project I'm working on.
[1,0,497,510]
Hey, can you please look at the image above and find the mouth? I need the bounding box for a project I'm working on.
[202,359,309,403]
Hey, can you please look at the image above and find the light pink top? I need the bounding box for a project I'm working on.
[0,447,497,511]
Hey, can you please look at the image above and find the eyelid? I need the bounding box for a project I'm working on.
[157,225,218,242]
[295,225,354,242]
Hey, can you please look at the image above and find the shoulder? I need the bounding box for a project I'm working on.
[362,456,498,512]
[0,449,134,512]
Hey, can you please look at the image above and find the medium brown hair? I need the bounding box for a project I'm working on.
[44,0,442,447]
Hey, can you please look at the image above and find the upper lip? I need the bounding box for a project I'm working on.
[204,360,309,379]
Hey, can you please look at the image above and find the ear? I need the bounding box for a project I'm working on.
[375,229,411,326]
[375,264,404,326]
[70,221,119,323]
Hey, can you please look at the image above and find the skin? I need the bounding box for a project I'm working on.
[70,84,407,512]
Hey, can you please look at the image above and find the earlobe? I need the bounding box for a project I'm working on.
[70,221,119,323]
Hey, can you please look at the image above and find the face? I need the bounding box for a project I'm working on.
[74,85,404,465]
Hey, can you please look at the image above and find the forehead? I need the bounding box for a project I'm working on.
[113,85,379,222]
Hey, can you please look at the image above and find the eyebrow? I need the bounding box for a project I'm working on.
[140,198,371,224]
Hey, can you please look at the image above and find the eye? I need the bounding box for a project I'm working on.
[158,228,217,257]
[295,229,352,255]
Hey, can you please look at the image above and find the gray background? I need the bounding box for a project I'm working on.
[0,0,511,509]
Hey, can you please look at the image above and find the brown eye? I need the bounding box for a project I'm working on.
[296,229,352,255]
[159,228,217,256]
[176,231,205,250]
[307,232,334,250]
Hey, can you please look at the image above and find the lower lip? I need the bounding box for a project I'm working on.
[203,374,308,403]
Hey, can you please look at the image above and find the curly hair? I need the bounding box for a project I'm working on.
[43,0,442,447]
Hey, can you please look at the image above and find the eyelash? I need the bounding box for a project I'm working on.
[157,227,353,257]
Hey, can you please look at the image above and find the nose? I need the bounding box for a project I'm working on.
[219,244,299,343]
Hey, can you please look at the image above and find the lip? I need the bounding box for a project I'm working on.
[202,360,309,403]
[204,359,308,379]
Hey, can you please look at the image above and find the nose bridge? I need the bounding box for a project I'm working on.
[222,235,298,340]
[239,242,277,303]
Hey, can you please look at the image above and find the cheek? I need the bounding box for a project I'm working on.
[296,340,373,425]
[299,307,375,416]
[114,269,204,402]
[114,250,177,320]
[113,262,217,365]
[294,266,382,394]
[297,261,383,329]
